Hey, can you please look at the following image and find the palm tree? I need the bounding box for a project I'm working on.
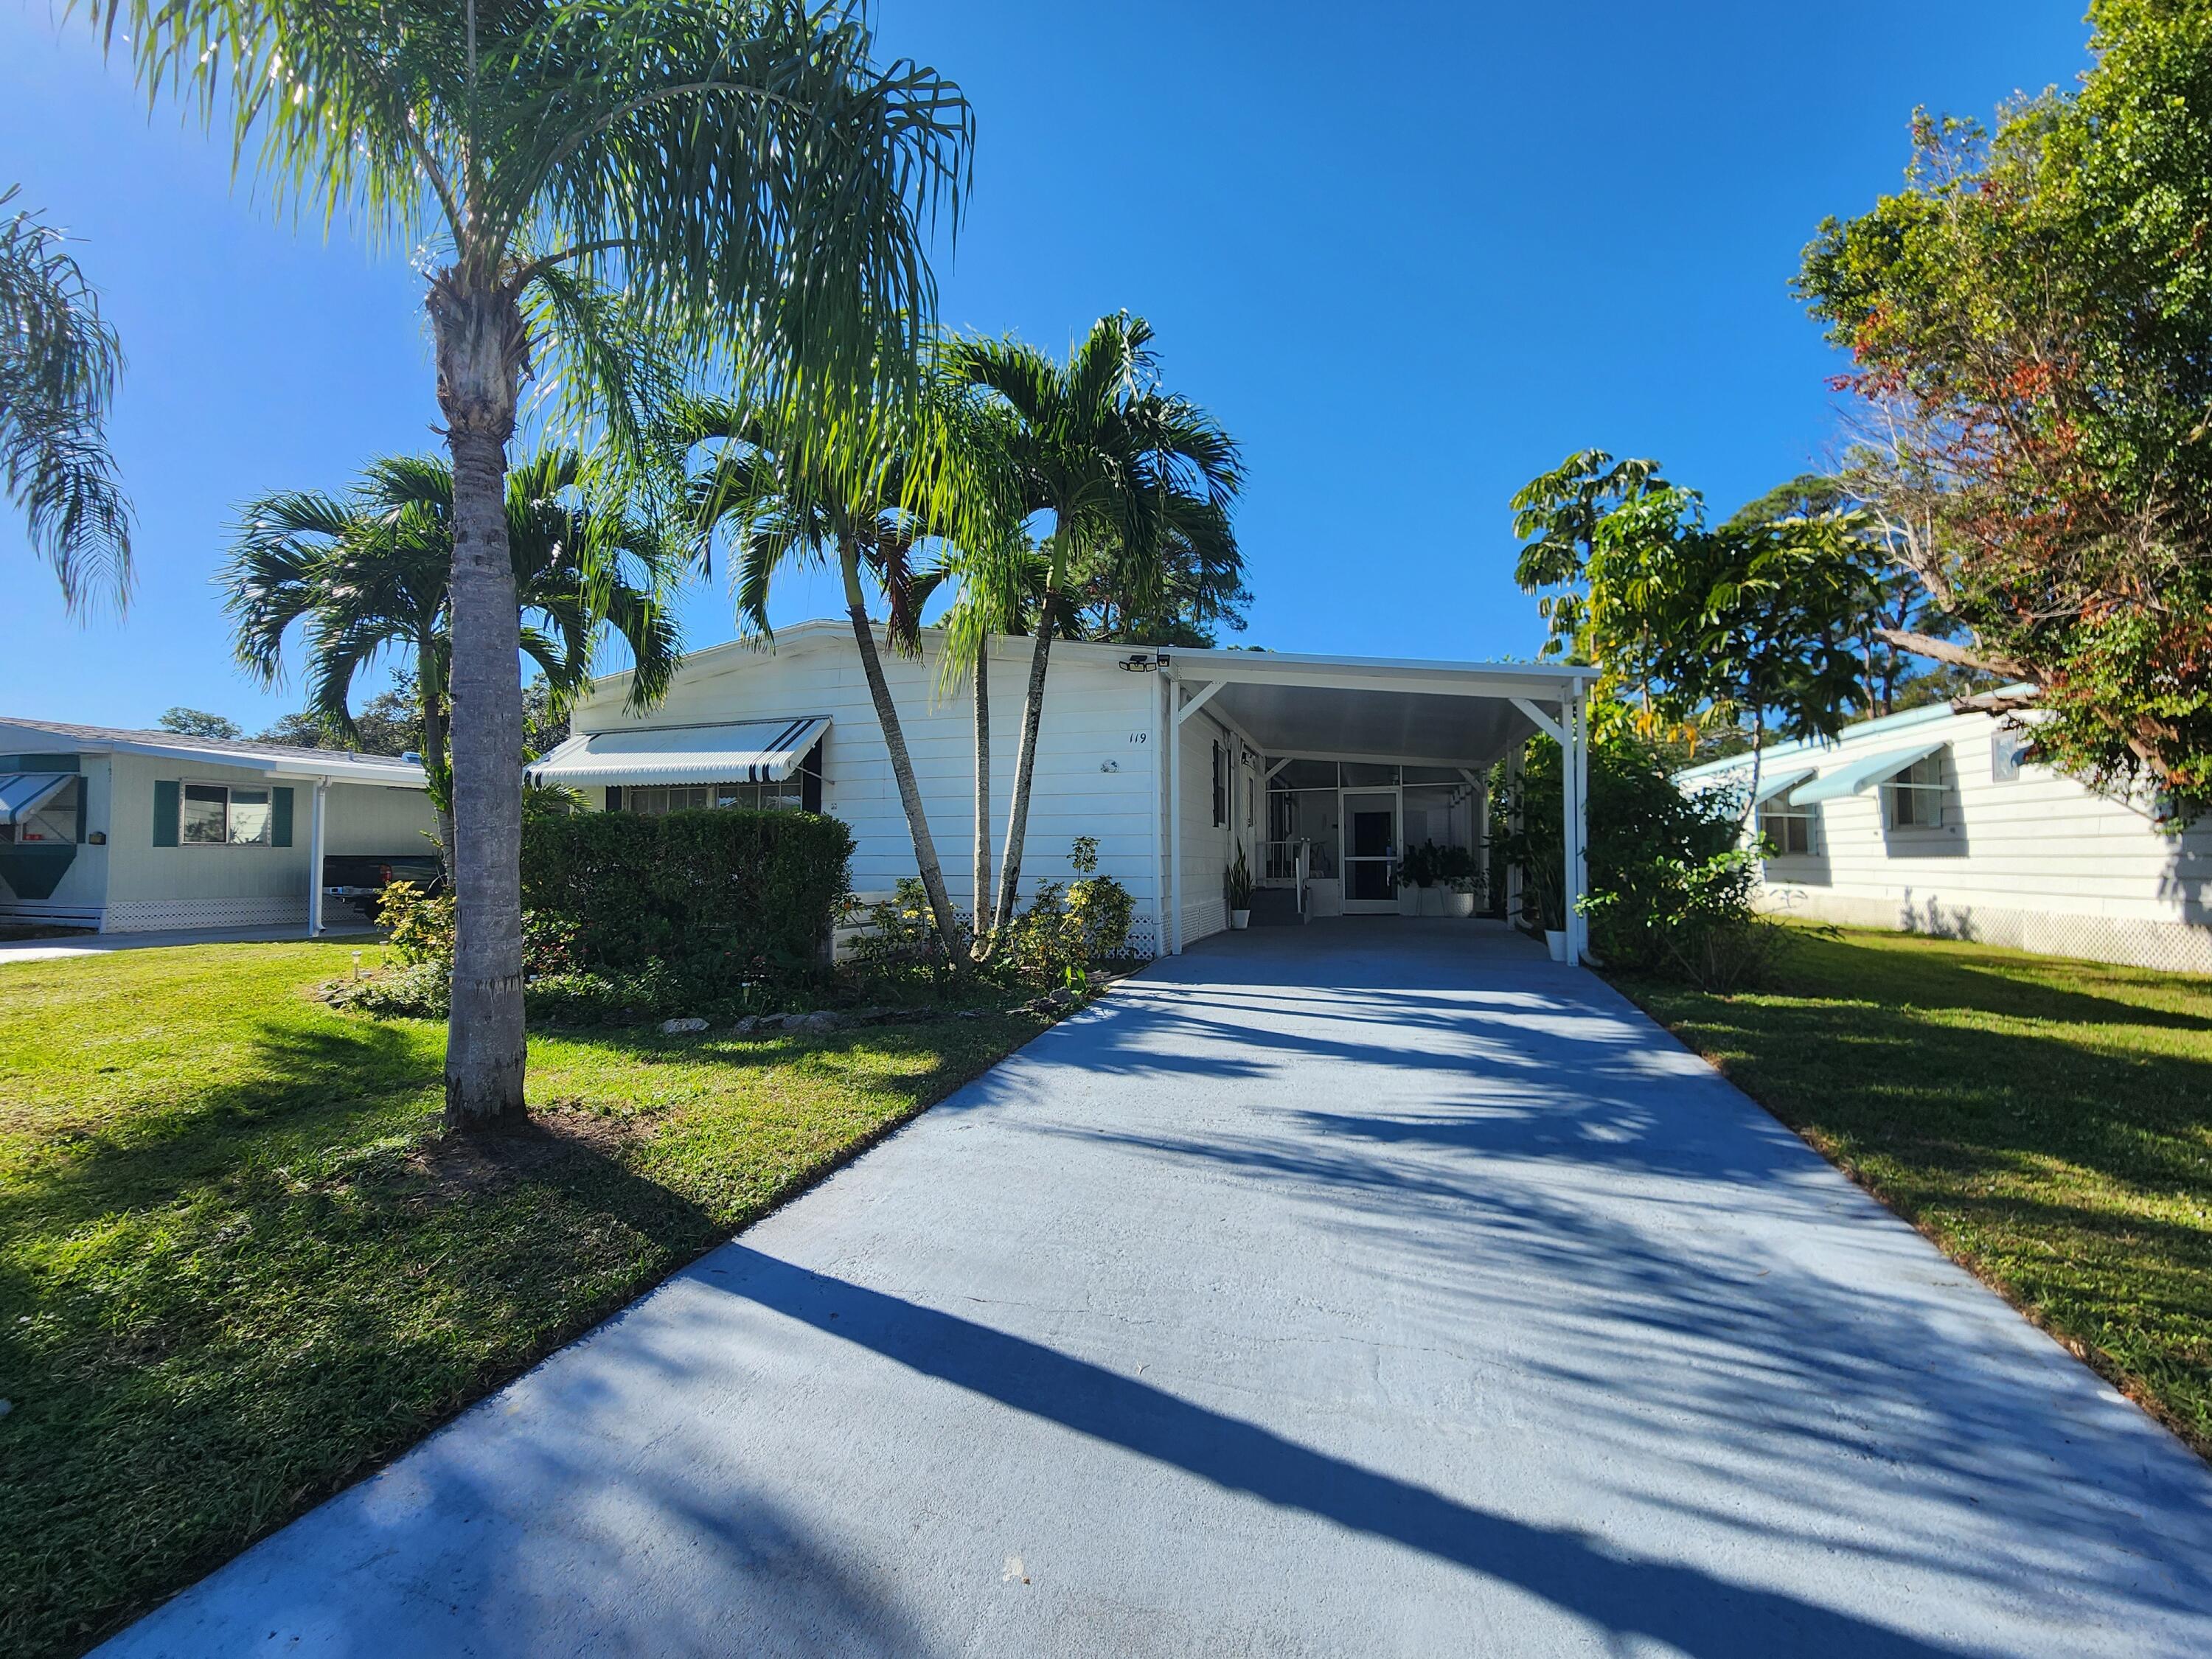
[1,184,131,611]
[226,450,683,876]
[679,394,971,964]
[948,314,1242,940]
[918,524,1036,957]
[94,1,970,1123]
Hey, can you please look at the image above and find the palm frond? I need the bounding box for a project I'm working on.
[0,184,133,611]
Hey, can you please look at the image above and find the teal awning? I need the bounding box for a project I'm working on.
[1794,741,1947,804]
[1747,765,1815,807]
[0,772,74,826]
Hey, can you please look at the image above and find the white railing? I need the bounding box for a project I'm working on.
[1259,838,1311,917]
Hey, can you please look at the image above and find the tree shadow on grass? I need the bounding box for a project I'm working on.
[1757,928,2212,1034]
[1,1109,730,1659]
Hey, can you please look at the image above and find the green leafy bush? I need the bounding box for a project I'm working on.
[519,807,854,978]
[1492,731,1766,985]
[845,839,1140,997]
[324,958,450,1019]
[378,880,453,967]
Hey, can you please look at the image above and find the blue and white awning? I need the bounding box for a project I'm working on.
[0,772,75,825]
[1793,741,1947,804]
[527,717,829,787]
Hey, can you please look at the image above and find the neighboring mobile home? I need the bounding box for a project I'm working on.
[529,621,1599,958]
[0,717,437,934]
[1675,700,2212,973]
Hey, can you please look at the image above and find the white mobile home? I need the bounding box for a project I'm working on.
[529,622,1599,958]
[1675,700,2212,974]
[0,717,437,935]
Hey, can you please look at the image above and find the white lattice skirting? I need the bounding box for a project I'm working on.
[102,897,308,934]
[1768,889,2212,975]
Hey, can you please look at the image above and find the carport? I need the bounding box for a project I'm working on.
[1142,646,1597,960]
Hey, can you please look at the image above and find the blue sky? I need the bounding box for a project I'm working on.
[1,1,2093,733]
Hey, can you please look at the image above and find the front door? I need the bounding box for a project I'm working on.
[1340,789,1399,913]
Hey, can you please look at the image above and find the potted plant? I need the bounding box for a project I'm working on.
[1434,845,1484,918]
[1394,841,1422,915]
[1226,844,1254,929]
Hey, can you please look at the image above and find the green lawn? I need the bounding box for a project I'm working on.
[0,942,1047,1659]
[1615,925,2212,1461]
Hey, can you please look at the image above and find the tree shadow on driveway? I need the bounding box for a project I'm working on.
[698,1244,1980,1659]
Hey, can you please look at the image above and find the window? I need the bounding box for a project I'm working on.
[619,778,804,816]
[1211,740,1226,827]
[181,783,273,846]
[1757,804,1815,856]
[0,775,80,846]
[1883,756,1950,830]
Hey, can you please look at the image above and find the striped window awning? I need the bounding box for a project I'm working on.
[1793,741,1947,804]
[526,717,829,787]
[0,772,75,825]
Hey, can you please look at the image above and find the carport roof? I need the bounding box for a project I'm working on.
[1152,644,1593,765]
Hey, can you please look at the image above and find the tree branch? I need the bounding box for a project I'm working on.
[1873,625,2031,680]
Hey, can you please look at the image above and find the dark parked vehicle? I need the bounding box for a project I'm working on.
[321,854,443,925]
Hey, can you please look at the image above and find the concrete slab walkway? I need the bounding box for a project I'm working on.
[102,920,2212,1658]
[0,923,378,964]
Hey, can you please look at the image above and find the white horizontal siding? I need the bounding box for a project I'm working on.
[1715,706,2212,969]
[572,630,1163,949]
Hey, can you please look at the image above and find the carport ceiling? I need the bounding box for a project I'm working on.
[1205,681,1536,765]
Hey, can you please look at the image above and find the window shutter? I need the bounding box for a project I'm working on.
[799,742,823,813]
[272,787,294,847]
[605,786,623,812]
[153,780,179,846]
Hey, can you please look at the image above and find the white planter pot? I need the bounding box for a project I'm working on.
[1231,909,1251,930]
[1418,885,1446,917]
[1397,886,1421,917]
[1545,928,1568,961]
[1444,889,1475,918]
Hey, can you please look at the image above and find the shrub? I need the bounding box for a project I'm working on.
[845,840,1139,996]
[324,958,449,1019]
[1492,731,1768,986]
[378,880,454,967]
[519,807,854,978]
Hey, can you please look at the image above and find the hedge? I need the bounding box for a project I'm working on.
[520,808,854,975]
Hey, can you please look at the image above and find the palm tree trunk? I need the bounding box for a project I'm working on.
[841,547,967,966]
[418,627,456,884]
[970,633,992,961]
[992,597,1057,936]
[433,276,529,1127]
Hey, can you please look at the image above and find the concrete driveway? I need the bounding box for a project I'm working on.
[103,921,2212,1658]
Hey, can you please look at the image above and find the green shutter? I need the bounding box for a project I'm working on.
[272,786,294,847]
[153,780,178,846]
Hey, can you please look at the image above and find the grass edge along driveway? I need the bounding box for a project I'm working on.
[1613,924,2212,1464]
[0,940,1054,1659]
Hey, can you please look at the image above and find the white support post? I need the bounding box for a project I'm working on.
[1150,669,1169,958]
[1168,679,1184,954]
[306,780,328,938]
[1572,686,1591,963]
